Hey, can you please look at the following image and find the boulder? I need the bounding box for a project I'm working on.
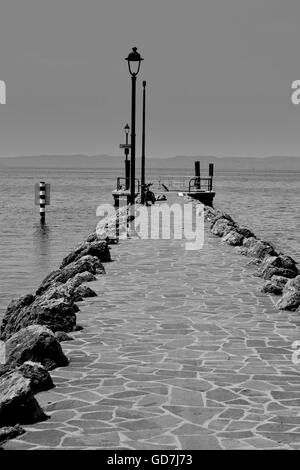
[0,297,78,340]
[73,285,97,302]
[277,275,300,311]
[38,271,96,303]
[60,240,111,268]
[17,361,54,393]
[0,370,48,426]
[210,212,236,228]
[243,237,258,248]
[222,230,244,246]
[203,206,217,222]
[4,325,69,370]
[0,361,54,393]
[235,227,256,239]
[261,267,297,281]
[211,218,236,237]
[36,255,104,295]
[0,425,25,443]
[54,331,74,342]
[255,254,298,279]
[242,239,277,259]
[261,275,289,295]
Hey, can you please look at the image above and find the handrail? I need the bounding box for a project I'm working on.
[188,176,213,192]
[117,177,140,192]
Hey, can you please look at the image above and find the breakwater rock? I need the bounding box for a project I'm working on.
[0,369,48,427]
[0,234,114,436]
[203,205,300,311]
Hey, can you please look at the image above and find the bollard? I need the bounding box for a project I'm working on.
[194,161,201,189]
[39,182,46,224]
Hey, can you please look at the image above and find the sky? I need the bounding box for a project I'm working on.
[1,0,300,158]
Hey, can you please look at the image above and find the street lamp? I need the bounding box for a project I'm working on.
[124,123,130,190]
[125,47,143,205]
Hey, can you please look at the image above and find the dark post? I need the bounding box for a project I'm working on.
[141,81,146,204]
[209,163,214,191]
[39,181,46,224]
[124,124,130,190]
[130,75,136,205]
[195,161,200,189]
[126,47,143,205]
[125,158,130,190]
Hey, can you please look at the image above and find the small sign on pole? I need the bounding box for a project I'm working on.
[119,144,131,149]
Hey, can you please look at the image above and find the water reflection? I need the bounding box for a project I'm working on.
[32,223,52,274]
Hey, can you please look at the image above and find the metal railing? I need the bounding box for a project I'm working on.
[116,177,140,192]
[188,177,213,192]
[154,175,213,193]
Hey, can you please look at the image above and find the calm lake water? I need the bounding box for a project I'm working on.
[0,166,299,319]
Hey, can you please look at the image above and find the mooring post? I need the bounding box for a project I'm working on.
[195,161,201,189]
[209,163,214,191]
[39,181,46,224]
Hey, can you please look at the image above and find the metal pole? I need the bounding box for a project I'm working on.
[141,81,146,204]
[39,181,46,224]
[195,161,200,189]
[209,163,214,191]
[125,129,130,190]
[130,75,136,205]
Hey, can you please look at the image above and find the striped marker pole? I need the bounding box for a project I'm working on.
[39,181,46,224]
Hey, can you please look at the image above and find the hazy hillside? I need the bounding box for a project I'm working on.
[0,154,299,171]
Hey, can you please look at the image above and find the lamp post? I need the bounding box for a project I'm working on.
[125,47,143,205]
[141,81,146,205]
[124,123,130,190]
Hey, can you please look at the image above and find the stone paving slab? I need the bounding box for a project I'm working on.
[4,199,300,449]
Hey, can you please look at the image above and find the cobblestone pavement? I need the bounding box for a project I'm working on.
[4,199,300,450]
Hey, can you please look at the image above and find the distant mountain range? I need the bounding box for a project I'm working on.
[0,154,299,171]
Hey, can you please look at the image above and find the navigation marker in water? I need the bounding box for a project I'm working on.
[35,182,50,224]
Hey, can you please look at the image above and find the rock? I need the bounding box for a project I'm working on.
[277,275,300,311]
[0,296,78,340]
[73,285,97,302]
[222,230,244,246]
[260,267,297,281]
[0,370,48,426]
[0,295,35,337]
[36,255,105,296]
[235,227,256,239]
[255,254,298,279]
[60,240,111,269]
[261,281,283,295]
[210,212,236,227]
[242,239,277,259]
[0,425,25,443]
[0,361,54,393]
[211,218,236,237]
[17,361,54,393]
[262,275,290,295]
[54,331,74,342]
[243,237,257,248]
[204,207,217,222]
[38,271,97,303]
[4,325,69,370]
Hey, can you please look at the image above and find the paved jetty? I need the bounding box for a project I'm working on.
[4,199,300,450]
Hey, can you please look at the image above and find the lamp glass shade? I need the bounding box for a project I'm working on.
[125,47,143,76]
